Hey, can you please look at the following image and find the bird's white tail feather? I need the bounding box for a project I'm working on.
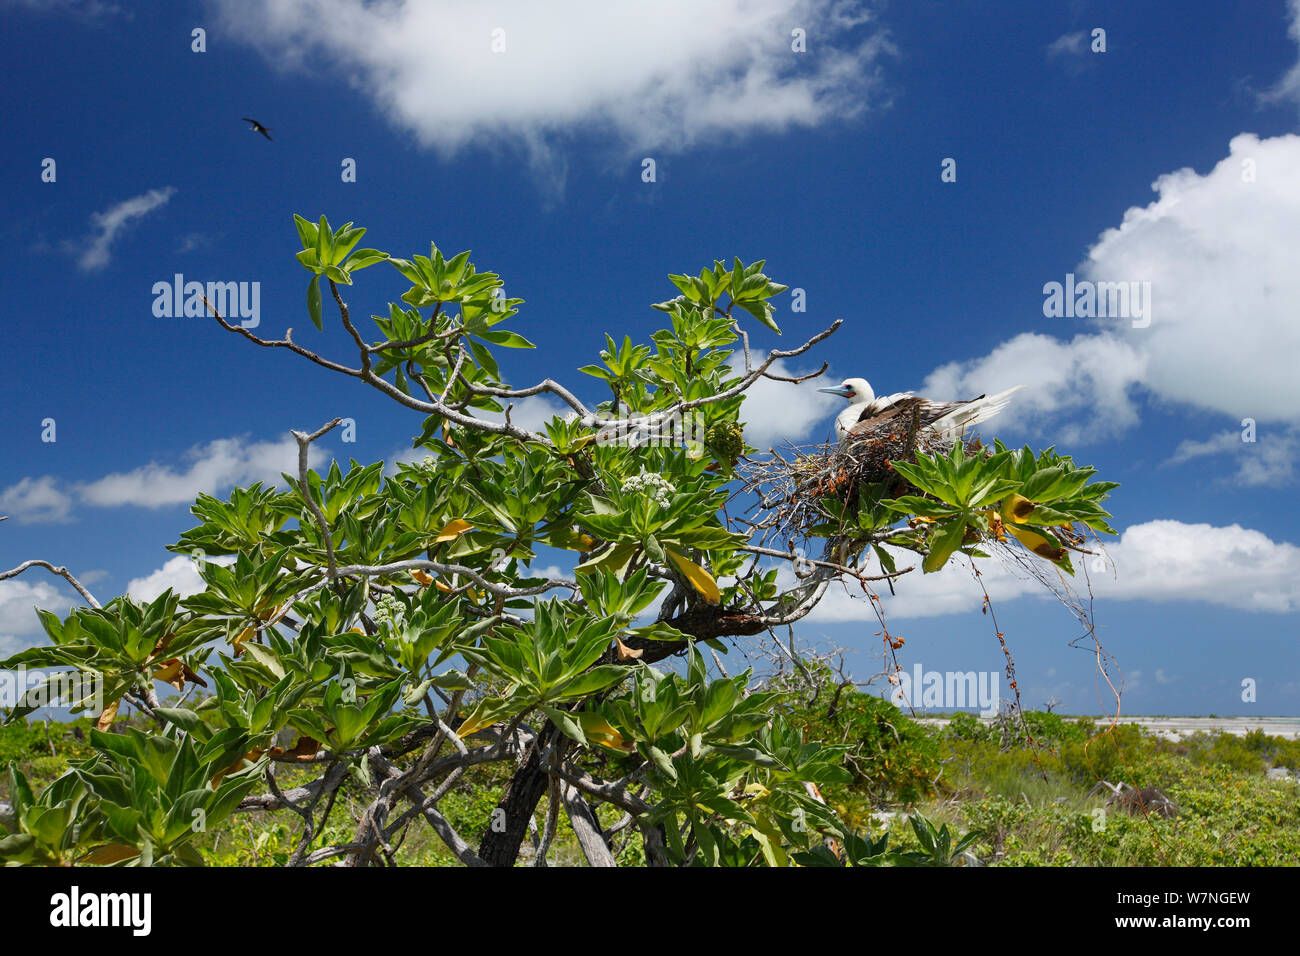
[930,385,1024,435]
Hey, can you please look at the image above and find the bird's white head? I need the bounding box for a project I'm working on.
[817,377,875,405]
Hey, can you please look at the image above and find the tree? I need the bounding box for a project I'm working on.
[0,216,1118,866]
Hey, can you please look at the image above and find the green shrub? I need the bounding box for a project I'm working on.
[944,712,994,743]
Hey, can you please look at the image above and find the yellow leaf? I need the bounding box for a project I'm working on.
[152,659,184,686]
[455,696,518,739]
[269,736,321,762]
[615,637,642,661]
[1006,523,1067,562]
[232,625,255,658]
[455,714,490,739]
[80,843,140,865]
[999,496,1065,562]
[666,549,720,604]
[95,698,120,733]
[145,631,174,665]
[577,712,634,752]
[1000,493,1036,523]
[213,748,265,787]
[151,658,206,693]
[982,507,1007,542]
[413,570,434,587]
[435,518,474,543]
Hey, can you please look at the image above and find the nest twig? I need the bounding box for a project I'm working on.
[738,414,980,547]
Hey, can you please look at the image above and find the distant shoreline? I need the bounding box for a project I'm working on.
[912,715,1300,740]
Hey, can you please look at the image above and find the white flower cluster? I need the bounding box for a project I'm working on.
[372,593,406,627]
[621,469,675,509]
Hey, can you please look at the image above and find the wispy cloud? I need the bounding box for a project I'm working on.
[176,231,213,254]
[1166,428,1297,486]
[1,0,124,21]
[1263,0,1300,107]
[71,187,176,272]
[1046,31,1087,59]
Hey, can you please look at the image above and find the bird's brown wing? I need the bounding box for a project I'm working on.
[850,394,993,439]
[849,396,924,436]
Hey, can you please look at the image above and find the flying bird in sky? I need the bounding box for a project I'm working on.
[818,377,1024,443]
[241,117,272,141]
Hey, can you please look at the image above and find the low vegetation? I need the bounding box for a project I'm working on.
[5,679,1296,866]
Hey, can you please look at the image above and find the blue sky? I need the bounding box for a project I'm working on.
[2,0,1298,716]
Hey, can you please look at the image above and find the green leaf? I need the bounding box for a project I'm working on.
[554,665,630,700]
[478,329,536,349]
[154,708,204,734]
[923,517,967,573]
[330,225,366,265]
[737,299,781,334]
[307,275,323,331]
[540,706,586,746]
[345,249,389,272]
[316,215,333,265]
[646,744,677,781]
[293,214,318,250]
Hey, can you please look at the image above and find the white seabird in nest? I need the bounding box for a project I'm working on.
[817,377,1024,443]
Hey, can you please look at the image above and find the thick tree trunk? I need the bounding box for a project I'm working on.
[478,728,554,866]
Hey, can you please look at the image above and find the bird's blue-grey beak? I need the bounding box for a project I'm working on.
[818,385,852,396]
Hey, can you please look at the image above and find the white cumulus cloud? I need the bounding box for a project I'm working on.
[924,133,1300,447]
[79,436,320,508]
[0,578,72,636]
[1,435,326,521]
[787,518,1300,622]
[734,358,842,449]
[213,0,893,172]
[922,332,1147,444]
[127,555,234,603]
[0,476,76,524]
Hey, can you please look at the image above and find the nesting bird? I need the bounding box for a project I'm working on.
[818,377,1023,443]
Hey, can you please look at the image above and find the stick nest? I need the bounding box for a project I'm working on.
[738,413,981,544]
